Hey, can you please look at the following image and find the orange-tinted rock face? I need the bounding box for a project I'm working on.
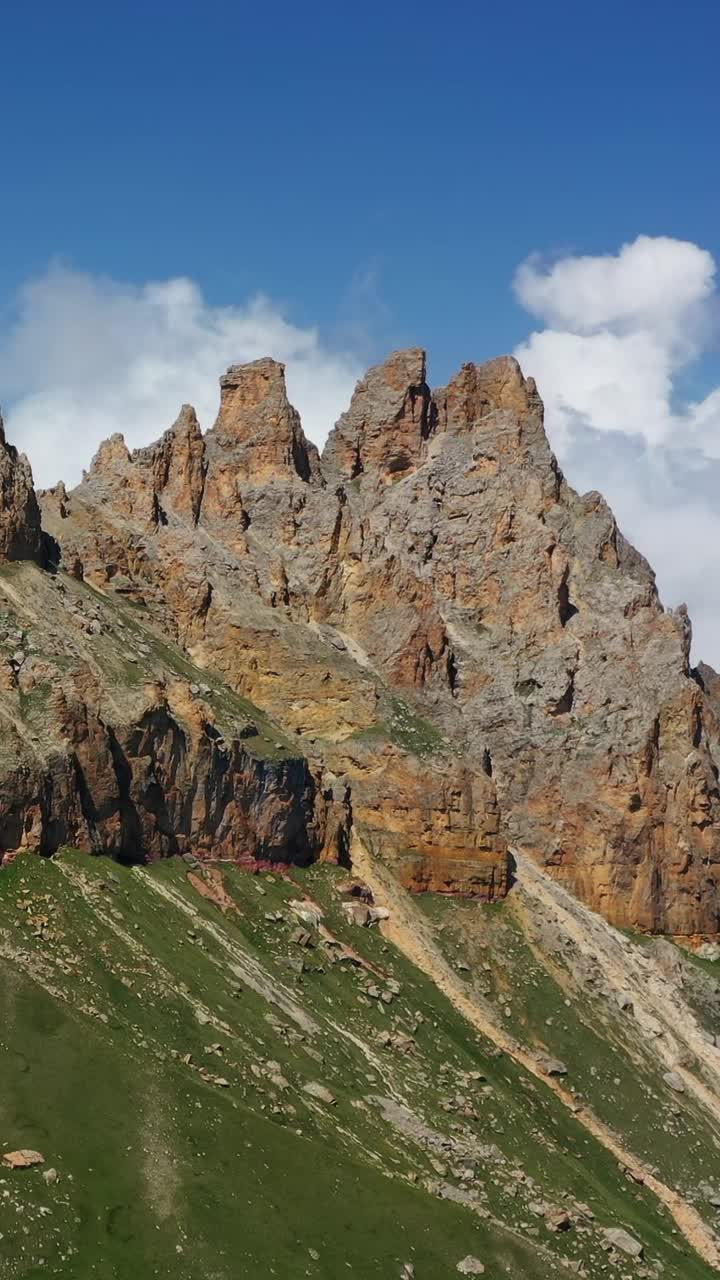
[345,742,505,900]
[436,355,543,432]
[204,357,318,499]
[149,405,207,525]
[323,347,430,481]
[38,349,720,934]
[311,353,720,933]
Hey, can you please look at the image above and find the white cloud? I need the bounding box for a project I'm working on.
[0,265,361,489]
[514,235,720,666]
[516,327,675,447]
[515,235,715,350]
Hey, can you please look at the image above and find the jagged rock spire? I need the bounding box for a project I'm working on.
[210,358,318,483]
[147,405,206,525]
[322,348,431,481]
[69,406,208,529]
[0,413,46,565]
[436,356,543,431]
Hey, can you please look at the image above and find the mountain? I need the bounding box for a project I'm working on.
[1,352,720,1278]
[34,349,720,934]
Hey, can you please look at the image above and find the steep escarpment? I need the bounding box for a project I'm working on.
[38,360,506,901]
[1,680,325,866]
[0,561,339,871]
[38,349,720,935]
[0,413,47,565]
[317,353,720,936]
[0,413,339,870]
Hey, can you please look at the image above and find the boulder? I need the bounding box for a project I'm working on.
[602,1227,644,1259]
[302,1082,336,1105]
[289,901,323,929]
[2,1149,45,1169]
[537,1055,568,1077]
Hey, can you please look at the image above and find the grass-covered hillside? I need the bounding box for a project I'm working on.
[2,849,720,1278]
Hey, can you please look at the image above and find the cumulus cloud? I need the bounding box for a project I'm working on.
[514,235,720,665]
[0,265,361,489]
[515,235,715,347]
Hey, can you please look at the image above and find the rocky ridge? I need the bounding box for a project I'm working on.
[0,346,713,935]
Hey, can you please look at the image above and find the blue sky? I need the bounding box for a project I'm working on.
[2,0,719,376]
[3,0,720,662]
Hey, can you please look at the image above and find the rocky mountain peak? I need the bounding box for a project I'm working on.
[24,345,720,936]
[0,412,46,565]
[216,357,287,430]
[439,355,542,430]
[87,433,132,478]
[169,402,203,438]
[322,347,431,481]
[322,350,546,484]
[4,362,720,1280]
[145,404,206,525]
[209,357,317,484]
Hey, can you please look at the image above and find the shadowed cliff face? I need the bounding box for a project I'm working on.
[0,414,47,565]
[0,701,328,866]
[33,349,720,935]
[0,559,345,874]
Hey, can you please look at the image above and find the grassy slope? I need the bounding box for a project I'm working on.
[0,852,715,1280]
[417,893,720,1226]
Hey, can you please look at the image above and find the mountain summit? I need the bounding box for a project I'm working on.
[2,354,720,1279]
[28,349,719,936]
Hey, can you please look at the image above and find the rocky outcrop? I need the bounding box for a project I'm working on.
[315,353,720,935]
[206,358,318,485]
[0,553,350,872]
[322,347,430,481]
[0,414,46,565]
[37,349,720,935]
[0,543,504,905]
[0,647,335,868]
[347,741,505,898]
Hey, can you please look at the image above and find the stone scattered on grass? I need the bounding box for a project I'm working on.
[302,1082,336,1105]
[369,906,390,924]
[545,1207,572,1232]
[289,900,323,928]
[602,1226,644,1259]
[3,1149,45,1169]
[342,902,371,926]
[290,927,314,948]
[337,879,372,901]
[536,1055,568,1077]
[457,1259,485,1276]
